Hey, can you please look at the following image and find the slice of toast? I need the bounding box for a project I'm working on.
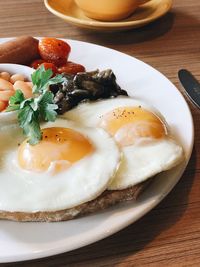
[0,180,150,222]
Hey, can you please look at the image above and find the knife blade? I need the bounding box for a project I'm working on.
[178,69,200,109]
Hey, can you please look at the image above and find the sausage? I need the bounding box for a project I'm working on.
[0,36,39,65]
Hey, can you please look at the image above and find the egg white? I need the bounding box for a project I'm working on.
[109,138,183,190]
[63,97,184,190]
[62,97,168,129]
[0,110,17,125]
[0,119,120,212]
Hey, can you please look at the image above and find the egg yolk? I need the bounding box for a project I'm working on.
[18,127,94,173]
[99,107,167,146]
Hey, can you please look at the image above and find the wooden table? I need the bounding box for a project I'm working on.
[0,0,200,266]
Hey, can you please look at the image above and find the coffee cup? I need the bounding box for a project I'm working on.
[74,0,151,21]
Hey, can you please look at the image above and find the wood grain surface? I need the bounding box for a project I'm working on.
[0,0,200,266]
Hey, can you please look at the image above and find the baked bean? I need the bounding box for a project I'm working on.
[0,72,10,81]
[0,100,7,111]
[0,78,14,91]
[0,71,32,111]
[0,90,15,101]
[25,82,33,87]
[13,81,33,99]
[10,73,25,84]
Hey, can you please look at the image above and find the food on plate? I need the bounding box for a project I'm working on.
[13,80,33,99]
[38,37,71,66]
[57,61,85,74]
[0,37,185,222]
[0,71,33,111]
[39,62,58,76]
[50,69,128,114]
[0,36,39,65]
[10,73,26,83]
[0,71,11,81]
[0,100,7,111]
[31,60,59,76]
[0,119,120,220]
[6,66,64,144]
[0,78,13,90]
[0,36,85,76]
[0,89,14,102]
[30,37,86,76]
[0,181,148,222]
[30,59,45,69]
[1,92,184,221]
[64,97,184,189]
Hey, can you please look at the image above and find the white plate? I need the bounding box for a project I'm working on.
[0,38,194,263]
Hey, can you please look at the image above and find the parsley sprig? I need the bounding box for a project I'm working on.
[7,66,64,145]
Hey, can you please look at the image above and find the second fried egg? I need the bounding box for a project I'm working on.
[64,97,184,190]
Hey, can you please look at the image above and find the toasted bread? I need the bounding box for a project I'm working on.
[0,180,150,222]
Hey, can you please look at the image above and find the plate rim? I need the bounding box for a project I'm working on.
[0,37,194,263]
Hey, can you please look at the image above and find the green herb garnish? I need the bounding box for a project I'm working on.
[7,65,64,145]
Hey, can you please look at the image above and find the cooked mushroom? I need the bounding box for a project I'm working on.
[49,69,128,114]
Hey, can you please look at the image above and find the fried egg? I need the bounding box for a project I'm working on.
[64,97,184,190]
[0,118,120,212]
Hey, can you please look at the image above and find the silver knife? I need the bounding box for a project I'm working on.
[178,69,200,109]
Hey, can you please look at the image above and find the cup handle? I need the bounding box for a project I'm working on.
[138,0,151,5]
